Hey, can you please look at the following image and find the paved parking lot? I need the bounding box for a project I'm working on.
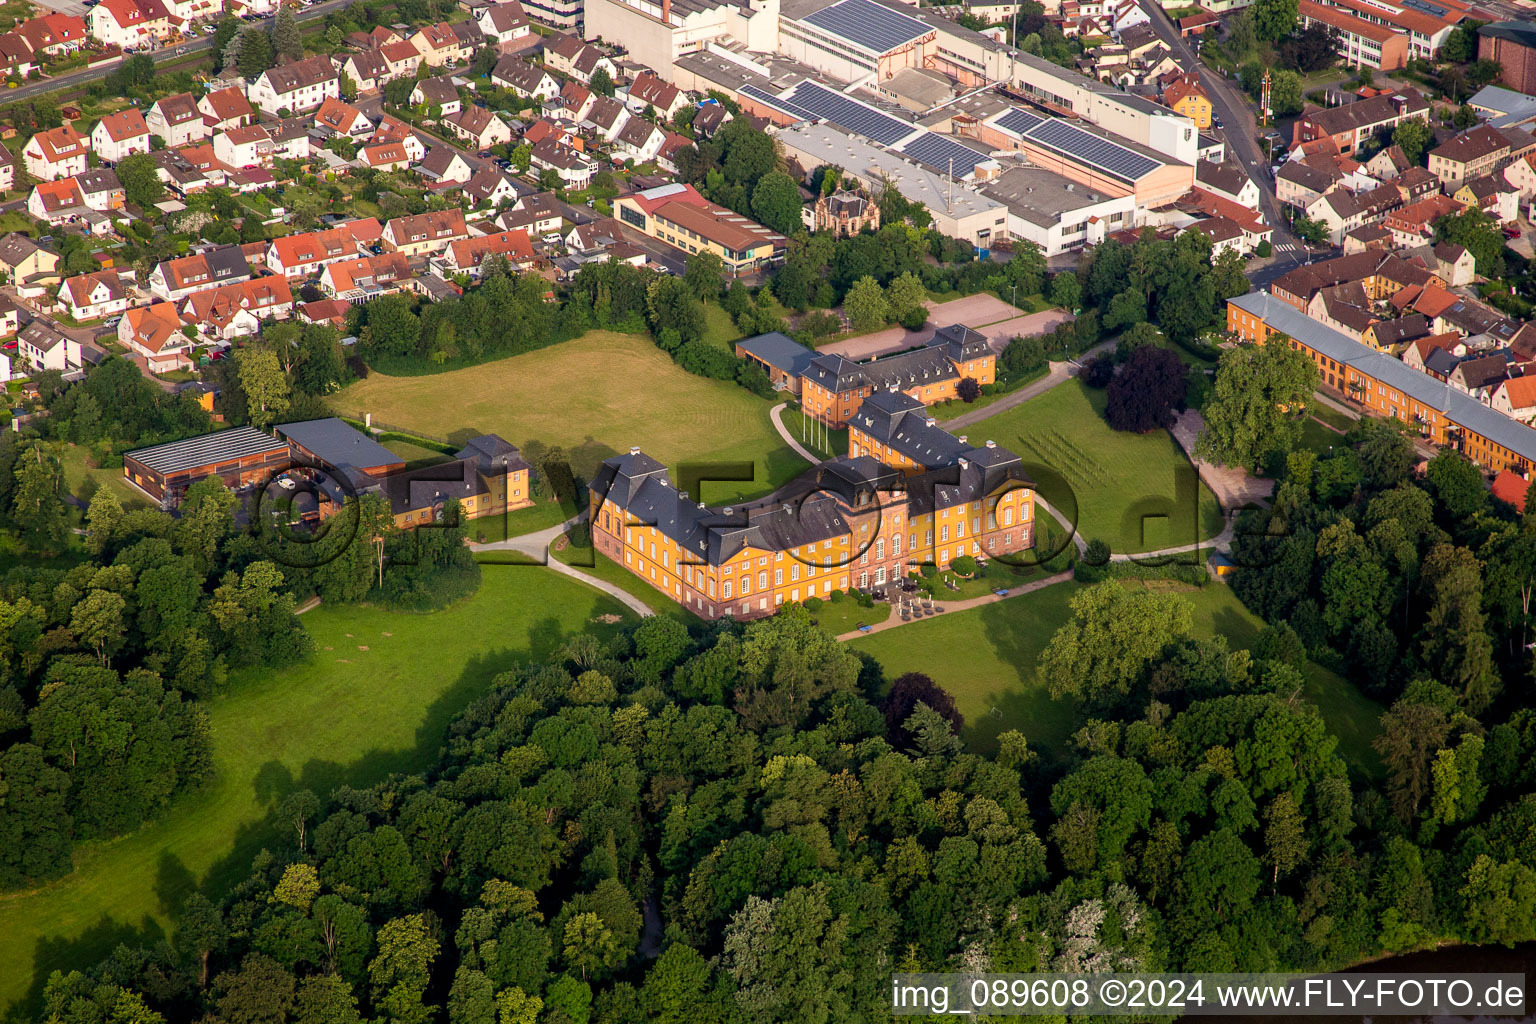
[33,0,91,17]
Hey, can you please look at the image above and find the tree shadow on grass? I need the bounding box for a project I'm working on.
[14,598,632,1020]
[963,595,1078,762]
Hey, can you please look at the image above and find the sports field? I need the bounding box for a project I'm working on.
[0,571,636,1013]
[850,578,1384,770]
[331,331,805,503]
[966,380,1227,554]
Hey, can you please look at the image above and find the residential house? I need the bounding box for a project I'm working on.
[152,148,216,195]
[320,251,414,300]
[556,80,595,121]
[18,319,80,371]
[88,0,168,49]
[27,178,86,224]
[409,21,471,66]
[298,298,352,327]
[1448,351,1513,401]
[613,117,664,164]
[1428,124,1514,188]
[499,191,563,234]
[411,76,461,115]
[1163,73,1211,129]
[380,38,424,79]
[146,93,209,147]
[1383,193,1466,246]
[179,276,294,340]
[22,125,87,181]
[213,121,311,169]
[361,141,413,171]
[1304,182,1401,246]
[569,44,616,86]
[1401,332,1466,374]
[340,47,392,92]
[1453,174,1520,224]
[433,229,534,277]
[1362,313,1430,351]
[530,137,595,188]
[478,1,532,48]
[148,244,252,300]
[370,115,427,161]
[463,166,521,206]
[1276,158,1343,209]
[119,302,191,373]
[1435,241,1477,286]
[91,108,151,164]
[450,18,485,51]
[0,233,60,297]
[313,97,373,137]
[77,167,125,211]
[443,105,512,149]
[60,269,129,321]
[492,57,559,100]
[247,55,339,114]
[0,295,19,340]
[1492,374,1536,422]
[1195,159,1260,209]
[582,95,629,141]
[656,131,691,175]
[198,87,254,132]
[623,71,687,121]
[382,208,468,256]
[0,142,14,193]
[266,218,384,278]
[1291,89,1429,155]
[416,145,474,185]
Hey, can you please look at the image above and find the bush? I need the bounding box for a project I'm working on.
[919,562,938,578]
[828,589,844,603]
[804,596,823,611]
[950,555,977,576]
[1083,538,1110,565]
[1255,240,1273,257]
[1083,353,1115,388]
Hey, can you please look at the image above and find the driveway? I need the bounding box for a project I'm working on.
[818,293,1027,360]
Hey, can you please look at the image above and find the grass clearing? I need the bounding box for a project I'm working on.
[58,444,148,510]
[548,547,705,626]
[963,380,1226,554]
[849,579,1384,770]
[0,570,637,1014]
[332,331,808,503]
[701,301,741,350]
[381,438,453,466]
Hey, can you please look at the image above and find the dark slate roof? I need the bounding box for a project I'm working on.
[276,417,401,473]
[737,330,815,377]
[805,343,959,394]
[457,433,530,474]
[1370,313,1430,346]
[377,457,485,516]
[1233,290,1536,463]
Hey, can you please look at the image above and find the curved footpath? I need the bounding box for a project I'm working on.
[471,512,654,618]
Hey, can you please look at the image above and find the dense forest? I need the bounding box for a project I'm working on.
[24,414,1536,1021]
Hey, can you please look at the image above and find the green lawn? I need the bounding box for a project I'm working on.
[381,438,453,466]
[331,331,808,503]
[808,596,890,635]
[962,380,1226,554]
[467,498,577,543]
[0,571,637,1014]
[58,444,148,510]
[701,301,740,350]
[547,547,705,626]
[849,579,1384,770]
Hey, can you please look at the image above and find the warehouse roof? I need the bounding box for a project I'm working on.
[125,426,289,476]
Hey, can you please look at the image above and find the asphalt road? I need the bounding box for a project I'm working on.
[1134,0,1304,258]
[4,0,357,105]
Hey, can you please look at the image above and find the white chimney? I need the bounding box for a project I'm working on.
[629,446,640,454]
[985,439,996,448]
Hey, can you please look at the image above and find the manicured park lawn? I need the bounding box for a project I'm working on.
[381,437,453,466]
[0,571,637,1014]
[701,301,740,350]
[964,380,1227,554]
[548,547,705,626]
[850,578,1384,771]
[331,331,807,503]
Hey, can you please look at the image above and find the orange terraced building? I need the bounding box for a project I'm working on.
[1229,291,1536,475]
[590,388,1034,620]
[801,324,996,429]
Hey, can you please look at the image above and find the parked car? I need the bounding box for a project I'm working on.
[1504,226,1523,240]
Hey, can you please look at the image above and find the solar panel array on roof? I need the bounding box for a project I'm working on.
[994,107,1044,136]
[801,0,931,53]
[899,132,987,178]
[1402,0,1448,16]
[1026,118,1160,182]
[126,426,290,476]
[739,83,816,122]
[784,81,916,146]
